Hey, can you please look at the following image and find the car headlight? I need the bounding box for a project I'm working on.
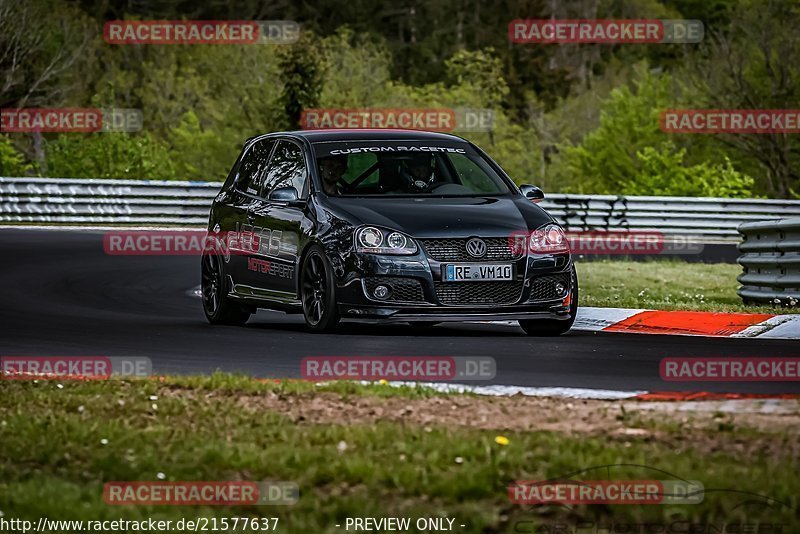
[355,226,417,255]
[528,224,570,254]
[357,227,383,249]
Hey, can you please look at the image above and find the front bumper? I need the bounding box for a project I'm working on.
[335,246,573,322]
[339,305,572,323]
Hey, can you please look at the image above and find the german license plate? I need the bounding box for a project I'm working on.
[443,263,513,282]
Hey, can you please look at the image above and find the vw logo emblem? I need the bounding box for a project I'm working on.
[465,238,487,258]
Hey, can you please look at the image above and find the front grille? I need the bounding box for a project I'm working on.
[434,281,523,306]
[527,272,571,302]
[421,238,521,262]
[364,277,426,303]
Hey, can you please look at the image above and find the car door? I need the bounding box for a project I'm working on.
[244,139,309,295]
[224,137,276,286]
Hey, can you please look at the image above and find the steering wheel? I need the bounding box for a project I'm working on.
[406,177,431,193]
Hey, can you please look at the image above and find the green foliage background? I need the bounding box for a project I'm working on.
[1,0,798,198]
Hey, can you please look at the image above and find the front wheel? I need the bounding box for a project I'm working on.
[519,266,578,336]
[300,245,341,333]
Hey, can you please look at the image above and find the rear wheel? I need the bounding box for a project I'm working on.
[300,246,340,332]
[201,253,251,325]
[519,266,578,336]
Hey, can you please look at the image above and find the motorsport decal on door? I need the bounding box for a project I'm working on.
[221,223,299,262]
[247,257,294,279]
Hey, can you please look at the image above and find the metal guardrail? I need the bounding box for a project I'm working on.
[542,194,800,241]
[0,177,218,225]
[1,177,799,242]
[737,218,800,304]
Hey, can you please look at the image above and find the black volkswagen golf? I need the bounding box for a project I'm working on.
[202,129,577,335]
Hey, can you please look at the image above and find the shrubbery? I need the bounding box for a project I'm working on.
[0,136,33,177]
[43,132,175,180]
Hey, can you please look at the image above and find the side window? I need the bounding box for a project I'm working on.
[263,140,307,198]
[222,151,243,191]
[235,139,276,195]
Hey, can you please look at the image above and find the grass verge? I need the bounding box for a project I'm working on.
[1,375,798,533]
[577,259,799,314]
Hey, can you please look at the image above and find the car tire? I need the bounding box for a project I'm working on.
[519,265,578,337]
[300,245,341,333]
[201,252,251,326]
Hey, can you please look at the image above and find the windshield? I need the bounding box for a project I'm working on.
[312,141,511,196]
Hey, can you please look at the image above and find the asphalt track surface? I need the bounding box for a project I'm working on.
[1,228,797,395]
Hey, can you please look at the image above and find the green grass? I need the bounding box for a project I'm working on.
[1,376,798,533]
[166,373,450,399]
[577,259,799,313]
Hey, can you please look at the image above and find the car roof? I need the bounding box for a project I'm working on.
[249,129,468,144]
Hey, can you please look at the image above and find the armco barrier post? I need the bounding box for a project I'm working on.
[737,218,800,305]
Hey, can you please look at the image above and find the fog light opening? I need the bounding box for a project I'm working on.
[373,285,391,300]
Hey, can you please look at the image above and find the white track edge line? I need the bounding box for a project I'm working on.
[361,381,645,400]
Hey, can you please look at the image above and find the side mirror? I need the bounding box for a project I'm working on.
[268,186,303,206]
[519,184,545,202]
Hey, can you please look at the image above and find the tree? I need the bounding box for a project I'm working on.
[278,32,323,130]
[0,0,96,109]
[555,66,756,197]
[687,0,800,198]
[557,66,674,193]
[318,28,394,107]
[444,48,509,109]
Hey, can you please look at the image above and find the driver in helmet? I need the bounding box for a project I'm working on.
[401,153,437,192]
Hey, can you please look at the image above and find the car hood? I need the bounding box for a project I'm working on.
[323,195,553,237]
